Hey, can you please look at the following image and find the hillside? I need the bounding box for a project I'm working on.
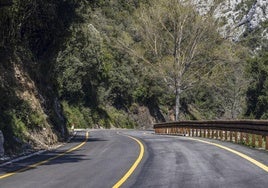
[0,0,268,155]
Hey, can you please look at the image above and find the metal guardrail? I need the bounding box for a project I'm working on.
[154,120,268,150]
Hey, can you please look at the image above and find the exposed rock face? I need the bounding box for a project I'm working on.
[192,0,268,41]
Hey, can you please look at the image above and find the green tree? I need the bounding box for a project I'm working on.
[55,23,104,105]
[245,52,268,119]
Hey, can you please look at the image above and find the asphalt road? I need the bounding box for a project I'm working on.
[1,130,268,188]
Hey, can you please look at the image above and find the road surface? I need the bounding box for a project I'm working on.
[1,130,268,187]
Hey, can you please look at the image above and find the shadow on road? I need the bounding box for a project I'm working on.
[0,132,106,176]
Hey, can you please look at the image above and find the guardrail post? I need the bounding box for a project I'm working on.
[240,132,243,144]
[252,134,256,147]
[258,135,262,148]
[225,131,227,141]
[230,131,233,142]
[265,136,268,150]
[235,132,238,143]
[246,133,249,146]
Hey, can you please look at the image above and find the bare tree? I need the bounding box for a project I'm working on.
[120,0,224,121]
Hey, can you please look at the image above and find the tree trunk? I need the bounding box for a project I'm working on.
[175,86,181,121]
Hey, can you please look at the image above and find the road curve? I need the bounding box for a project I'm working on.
[125,131,268,188]
[1,130,268,188]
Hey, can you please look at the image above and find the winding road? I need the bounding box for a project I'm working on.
[1,130,268,188]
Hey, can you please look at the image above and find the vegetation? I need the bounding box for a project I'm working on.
[245,51,268,119]
[0,0,267,153]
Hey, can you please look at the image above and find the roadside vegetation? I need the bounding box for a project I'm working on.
[0,0,267,153]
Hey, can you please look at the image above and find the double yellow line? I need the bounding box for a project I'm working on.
[0,132,89,179]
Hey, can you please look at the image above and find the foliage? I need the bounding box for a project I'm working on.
[245,52,268,119]
[106,106,137,129]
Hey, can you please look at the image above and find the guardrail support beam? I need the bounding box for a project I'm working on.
[240,132,243,143]
[246,134,249,146]
[252,134,256,147]
[235,132,238,143]
[258,135,262,148]
[265,136,268,150]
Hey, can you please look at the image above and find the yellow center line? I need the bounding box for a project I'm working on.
[113,134,145,188]
[0,131,89,179]
[187,137,268,173]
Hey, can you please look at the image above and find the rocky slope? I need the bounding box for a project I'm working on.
[194,0,268,46]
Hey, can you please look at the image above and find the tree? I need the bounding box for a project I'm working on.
[121,0,224,120]
[245,52,268,119]
[55,23,104,105]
